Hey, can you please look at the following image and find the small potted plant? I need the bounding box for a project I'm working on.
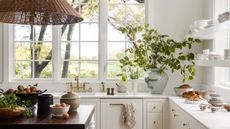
[116,68,128,93]
[118,24,201,94]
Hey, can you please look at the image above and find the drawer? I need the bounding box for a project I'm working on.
[147,102,162,113]
[147,113,162,129]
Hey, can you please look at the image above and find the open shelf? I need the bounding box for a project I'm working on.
[187,20,230,40]
[195,60,230,67]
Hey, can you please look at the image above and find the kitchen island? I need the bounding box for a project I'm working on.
[0,105,95,129]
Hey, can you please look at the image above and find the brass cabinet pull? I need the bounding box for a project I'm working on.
[153,106,156,109]
[110,103,124,106]
[183,123,188,126]
[173,114,178,117]
[171,109,175,112]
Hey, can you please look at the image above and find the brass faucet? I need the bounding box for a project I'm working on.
[82,82,90,92]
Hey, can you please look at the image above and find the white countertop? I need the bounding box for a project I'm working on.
[49,92,168,99]
[169,97,230,129]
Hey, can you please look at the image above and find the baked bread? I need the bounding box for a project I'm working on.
[178,84,192,89]
[182,91,202,101]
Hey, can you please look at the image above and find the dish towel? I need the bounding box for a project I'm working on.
[122,103,136,129]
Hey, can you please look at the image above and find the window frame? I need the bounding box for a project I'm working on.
[3,0,150,83]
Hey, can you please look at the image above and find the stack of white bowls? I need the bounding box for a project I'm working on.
[208,93,225,107]
[224,49,230,59]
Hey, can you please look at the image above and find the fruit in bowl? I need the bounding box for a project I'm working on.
[4,84,47,107]
[174,84,193,96]
[50,103,70,118]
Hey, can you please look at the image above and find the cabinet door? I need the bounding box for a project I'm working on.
[147,113,162,129]
[100,99,143,129]
[80,99,100,129]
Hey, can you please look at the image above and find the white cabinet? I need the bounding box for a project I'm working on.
[143,99,168,129]
[80,98,100,129]
[100,99,143,129]
[169,100,207,129]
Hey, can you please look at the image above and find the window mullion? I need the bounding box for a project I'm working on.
[99,0,108,80]
[52,26,61,80]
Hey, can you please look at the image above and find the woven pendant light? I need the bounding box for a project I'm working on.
[0,0,83,25]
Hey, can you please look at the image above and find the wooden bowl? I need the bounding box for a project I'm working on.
[0,107,25,119]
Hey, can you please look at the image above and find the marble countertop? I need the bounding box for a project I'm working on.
[48,92,168,99]
[169,97,230,129]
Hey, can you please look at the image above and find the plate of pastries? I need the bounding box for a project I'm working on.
[182,91,204,104]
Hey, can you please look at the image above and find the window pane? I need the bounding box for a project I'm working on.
[34,61,52,78]
[15,61,32,79]
[108,23,126,41]
[15,43,32,60]
[108,42,125,60]
[108,4,125,22]
[61,42,79,60]
[108,0,144,4]
[61,61,79,78]
[80,23,98,41]
[15,25,31,41]
[107,61,121,79]
[34,43,52,60]
[80,0,98,4]
[81,42,98,60]
[126,4,145,23]
[80,4,99,22]
[80,61,98,78]
[61,25,79,41]
[34,26,52,41]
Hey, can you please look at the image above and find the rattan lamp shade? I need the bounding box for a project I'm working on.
[0,0,83,25]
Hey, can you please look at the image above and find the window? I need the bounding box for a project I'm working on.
[11,0,146,81]
[213,0,230,86]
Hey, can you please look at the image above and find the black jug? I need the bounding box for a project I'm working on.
[37,94,53,115]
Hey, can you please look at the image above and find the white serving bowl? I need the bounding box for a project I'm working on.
[50,104,70,116]
[174,87,193,96]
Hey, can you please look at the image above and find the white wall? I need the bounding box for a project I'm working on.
[148,0,204,95]
[0,0,205,95]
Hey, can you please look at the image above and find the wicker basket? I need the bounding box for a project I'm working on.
[0,107,25,119]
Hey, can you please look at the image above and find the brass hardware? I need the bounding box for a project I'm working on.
[70,76,91,92]
[183,123,188,126]
[153,121,156,124]
[82,82,90,92]
[173,114,178,117]
[153,106,156,109]
[171,109,175,112]
[110,103,124,106]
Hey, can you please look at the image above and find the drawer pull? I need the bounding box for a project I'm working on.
[153,121,156,124]
[173,114,178,117]
[183,123,188,126]
[171,109,175,112]
[110,103,124,106]
[153,106,156,109]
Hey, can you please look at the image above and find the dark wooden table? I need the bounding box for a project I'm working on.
[0,105,95,129]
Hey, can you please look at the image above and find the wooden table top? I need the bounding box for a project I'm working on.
[0,105,95,129]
